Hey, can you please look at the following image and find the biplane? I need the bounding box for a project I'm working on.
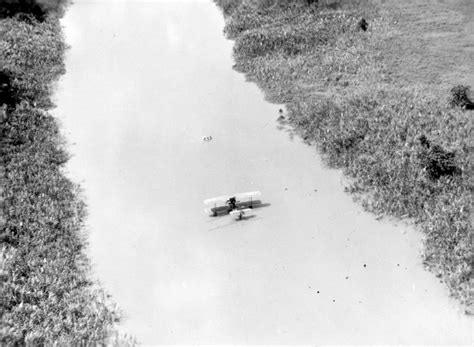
[204,191,262,220]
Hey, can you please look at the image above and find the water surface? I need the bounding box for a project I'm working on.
[55,0,473,344]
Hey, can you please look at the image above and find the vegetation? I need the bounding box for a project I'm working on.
[449,85,474,110]
[214,0,473,311]
[0,1,123,344]
[0,0,69,21]
[1,17,66,108]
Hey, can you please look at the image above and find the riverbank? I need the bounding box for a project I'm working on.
[0,3,120,344]
[215,0,473,312]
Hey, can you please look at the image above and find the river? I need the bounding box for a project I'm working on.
[54,0,473,344]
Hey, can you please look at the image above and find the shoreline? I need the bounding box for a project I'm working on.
[214,0,473,312]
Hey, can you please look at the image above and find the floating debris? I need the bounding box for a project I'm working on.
[202,135,213,142]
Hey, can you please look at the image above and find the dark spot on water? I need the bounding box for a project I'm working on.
[397,264,400,267]
[332,299,336,302]
[284,188,288,191]
[317,291,320,294]
[345,276,349,280]
[363,264,367,268]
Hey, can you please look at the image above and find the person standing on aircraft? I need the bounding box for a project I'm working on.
[226,197,237,211]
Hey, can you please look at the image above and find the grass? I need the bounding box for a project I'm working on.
[214,0,473,312]
[0,2,126,344]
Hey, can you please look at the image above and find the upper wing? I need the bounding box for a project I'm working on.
[203,195,230,205]
[204,191,261,205]
[234,191,261,200]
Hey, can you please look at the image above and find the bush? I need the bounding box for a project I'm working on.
[449,85,474,109]
[417,135,460,180]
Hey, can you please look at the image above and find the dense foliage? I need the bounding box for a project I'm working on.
[0,4,121,345]
[0,0,69,21]
[215,0,473,310]
[0,17,66,109]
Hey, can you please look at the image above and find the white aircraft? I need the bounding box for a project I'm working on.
[204,191,262,220]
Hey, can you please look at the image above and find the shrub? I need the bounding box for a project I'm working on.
[417,135,460,180]
[449,85,474,109]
